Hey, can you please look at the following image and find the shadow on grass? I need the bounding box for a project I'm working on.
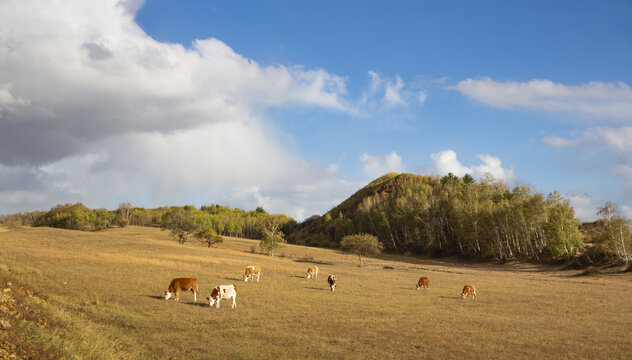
[289,275,305,279]
[292,258,334,265]
[146,295,164,300]
[304,286,327,291]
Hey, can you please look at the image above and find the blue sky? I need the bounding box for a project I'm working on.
[1,0,632,220]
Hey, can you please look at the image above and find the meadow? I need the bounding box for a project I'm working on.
[1,225,631,359]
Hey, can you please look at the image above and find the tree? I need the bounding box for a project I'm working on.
[117,202,133,226]
[596,202,631,262]
[195,228,224,247]
[340,233,384,267]
[160,207,203,244]
[259,215,287,256]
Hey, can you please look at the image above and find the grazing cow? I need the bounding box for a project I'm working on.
[243,265,262,282]
[164,278,198,302]
[461,285,476,300]
[208,285,237,308]
[306,266,319,279]
[416,276,430,291]
[327,275,336,291]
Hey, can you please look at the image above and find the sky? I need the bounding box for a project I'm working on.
[1,0,632,221]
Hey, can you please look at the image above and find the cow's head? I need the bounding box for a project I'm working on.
[461,292,466,299]
[208,287,220,307]
[243,274,250,282]
[164,290,173,300]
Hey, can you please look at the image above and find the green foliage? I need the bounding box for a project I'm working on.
[259,215,288,256]
[289,173,587,262]
[340,233,384,266]
[33,203,116,231]
[594,202,631,261]
[194,228,224,247]
[160,206,205,244]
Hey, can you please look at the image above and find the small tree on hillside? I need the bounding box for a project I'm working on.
[195,228,224,247]
[160,206,203,244]
[596,202,631,263]
[259,215,287,256]
[340,233,384,267]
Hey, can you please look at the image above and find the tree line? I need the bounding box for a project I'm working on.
[1,172,630,265]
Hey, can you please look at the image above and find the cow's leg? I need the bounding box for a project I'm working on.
[216,299,220,308]
[232,296,236,308]
[193,290,197,303]
[175,291,180,301]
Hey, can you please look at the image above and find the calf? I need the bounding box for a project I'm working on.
[327,275,336,291]
[164,278,198,302]
[306,266,319,279]
[243,265,262,282]
[461,284,476,300]
[416,276,430,291]
[208,285,237,308]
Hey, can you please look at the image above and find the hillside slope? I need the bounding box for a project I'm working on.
[288,172,584,263]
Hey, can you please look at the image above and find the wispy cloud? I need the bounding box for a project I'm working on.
[359,151,405,178]
[452,77,632,121]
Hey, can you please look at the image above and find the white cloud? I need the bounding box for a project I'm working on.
[383,76,406,106]
[426,149,517,186]
[0,0,350,166]
[544,126,632,152]
[452,77,632,121]
[359,151,405,178]
[564,191,601,222]
[0,0,362,219]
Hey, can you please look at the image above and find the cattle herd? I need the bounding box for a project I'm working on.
[164,265,477,307]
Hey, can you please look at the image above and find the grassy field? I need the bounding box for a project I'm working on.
[1,225,631,359]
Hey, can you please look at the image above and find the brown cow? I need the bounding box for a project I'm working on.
[164,278,198,302]
[461,284,476,300]
[327,275,336,291]
[416,276,430,291]
[243,265,262,282]
[306,266,319,279]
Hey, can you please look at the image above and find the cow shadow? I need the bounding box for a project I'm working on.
[189,302,209,308]
[290,275,305,279]
[224,277,243,282]
[304,286,327,291]
[146,295,164,300]
[292,258,334,265]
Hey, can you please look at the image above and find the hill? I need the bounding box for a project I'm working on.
[289,172,590,263]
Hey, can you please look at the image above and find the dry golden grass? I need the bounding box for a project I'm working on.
[1,225,632,359]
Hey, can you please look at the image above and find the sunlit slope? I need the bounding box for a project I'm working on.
[1,225,631,359]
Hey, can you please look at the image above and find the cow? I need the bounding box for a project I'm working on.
[327,275,336,291]
[208,285,237,308]
[416,276,430,291]
[243,265,262,282]
[461,285,476,300]
[164,278,198,302]
[306,266,319,279]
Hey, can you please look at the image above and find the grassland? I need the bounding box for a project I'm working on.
[1,225,631,359]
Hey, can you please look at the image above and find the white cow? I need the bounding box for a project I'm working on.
[208,285,237,308]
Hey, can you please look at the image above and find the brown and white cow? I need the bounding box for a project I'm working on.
[164,278,198,302]
[461,284,476,300]
[416,276,430,291]
[306,266,319,279]
[243,265,262,282]
[327,275,336,291]
[208,285,237,308]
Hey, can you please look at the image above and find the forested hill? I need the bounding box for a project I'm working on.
[288,172,586,262]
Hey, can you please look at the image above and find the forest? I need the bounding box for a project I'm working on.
[1,172,630,265]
